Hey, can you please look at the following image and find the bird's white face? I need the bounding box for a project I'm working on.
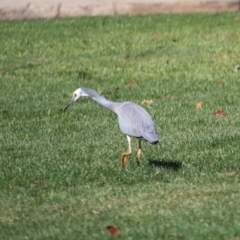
[73,88,89,101]
[73,88,82,102]
[64,88,85,111]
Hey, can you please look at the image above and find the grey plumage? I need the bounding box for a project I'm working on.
[64,87,159,167]
[117,102,158,144]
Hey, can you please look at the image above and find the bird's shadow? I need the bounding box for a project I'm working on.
[148,159,182,171]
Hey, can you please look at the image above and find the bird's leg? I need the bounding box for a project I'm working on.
[137,140,142,166]
[121,135,132,168]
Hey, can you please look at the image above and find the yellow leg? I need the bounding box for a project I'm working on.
[137,149,142,166]
[121,151,132,167]
[120,136,132,168]
[136,140,142,166]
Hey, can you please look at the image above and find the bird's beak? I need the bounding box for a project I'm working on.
[63,96,76,111]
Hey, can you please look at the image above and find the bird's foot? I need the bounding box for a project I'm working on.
[121,155,127,168]
[120,151,132,168]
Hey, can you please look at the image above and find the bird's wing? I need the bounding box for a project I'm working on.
[117,102,158,143]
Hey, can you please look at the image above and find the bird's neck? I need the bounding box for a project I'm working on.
[92,96,120,114]
[82,88,120,114]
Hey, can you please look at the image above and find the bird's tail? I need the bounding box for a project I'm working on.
[149,139,159,145]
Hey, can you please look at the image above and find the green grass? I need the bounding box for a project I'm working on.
[1,12,240,239]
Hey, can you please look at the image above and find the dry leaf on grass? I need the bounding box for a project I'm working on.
[195,102,203,110]
[150,33,162,38]
[106,225,120,237]
[219,171,238,177]
[125,81,136,87]
[142,99,153,105]
[212,110,227,117]
[230,32,240,37]
[31,181,45,187]
[92,210,100,214]
[215,81,224,86]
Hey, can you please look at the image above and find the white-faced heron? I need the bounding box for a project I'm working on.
[64,87,159,167]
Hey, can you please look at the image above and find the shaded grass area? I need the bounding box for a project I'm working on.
[0,13,240,239]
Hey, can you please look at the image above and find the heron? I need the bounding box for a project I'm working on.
[64,87,159,167]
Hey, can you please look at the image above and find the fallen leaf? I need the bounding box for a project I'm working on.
[92,210,100,214]
[229,32,240,37]
[225,171,238,176]
[215,81,224,86]
[150,33,162,38]
[125,81,136,87]
[142,99,153,105]
[212,110,227,117]
[31,181,45,187]
[195,102,203,110]
[106,225,120,237]
[219,171,238,177]
[234,17,240,21]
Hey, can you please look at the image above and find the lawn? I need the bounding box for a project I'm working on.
[0,12,240,239]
